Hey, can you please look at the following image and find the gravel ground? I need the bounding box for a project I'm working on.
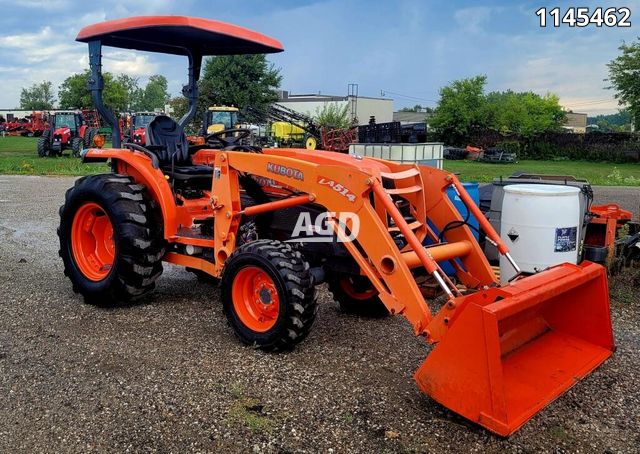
[0,175,638,453]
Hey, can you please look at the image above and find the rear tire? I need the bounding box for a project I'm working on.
[71,137,84,157]
[327,274,389,317]
[58,174,165,306]
[84,128,98,148]
[221,240,317,351]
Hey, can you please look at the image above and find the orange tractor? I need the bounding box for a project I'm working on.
[59,16,614,436]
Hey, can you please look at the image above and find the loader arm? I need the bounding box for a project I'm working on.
[212,150,437,334]
[212,149,614,436]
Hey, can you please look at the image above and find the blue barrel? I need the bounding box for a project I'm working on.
[423,182,480,276]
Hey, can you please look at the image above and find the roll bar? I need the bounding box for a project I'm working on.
[87,40,122,148]
[86,40,202,147]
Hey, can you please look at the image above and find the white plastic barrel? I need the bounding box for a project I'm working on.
[500,184,581,283]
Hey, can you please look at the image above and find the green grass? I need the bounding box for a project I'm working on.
[225,382,274,433]
[0,136,109,175]
[2,135,639,185]
[445,159,640,186]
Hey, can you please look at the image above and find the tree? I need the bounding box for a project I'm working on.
[58,70,128,111]
[429,76,488,144]
[399,104,434,113]
[313,102,352,129]
[167,96,189,122]
[138,75,169,111]
[484,90,565,137]
[198,55,282,120]
[588,110,632,132]
[430,75,565,143]
[20,81,55,110]
[607,39,640,129]
[116,74,141,111]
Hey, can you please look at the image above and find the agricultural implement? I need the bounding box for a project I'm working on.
[584,204,640,272]
[37,111,99,157]
[246,103,356,152]
[1,111,48,136]
[58,16,615,436]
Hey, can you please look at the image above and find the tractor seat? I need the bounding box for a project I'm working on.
[146,115,213,190]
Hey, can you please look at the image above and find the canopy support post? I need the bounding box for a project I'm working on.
[87,40,121,148]
[179,51,202,128]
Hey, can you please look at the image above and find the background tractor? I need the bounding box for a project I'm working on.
[203,106,239,134]
[121,112,156,145]
[37,111,98,157]
[59,16,615,437]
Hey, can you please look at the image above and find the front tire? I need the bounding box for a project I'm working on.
[37,130,51,157]
[221,240,317,351]
[58,174,165,305]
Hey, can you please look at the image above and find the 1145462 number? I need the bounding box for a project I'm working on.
[536,7,631,27]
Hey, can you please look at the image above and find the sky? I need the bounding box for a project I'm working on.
[0,0,639,115]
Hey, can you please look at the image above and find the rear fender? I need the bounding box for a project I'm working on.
[83,148,182,237]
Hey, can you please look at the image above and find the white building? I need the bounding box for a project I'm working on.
[276,91,394,125]
[0,109,80,121]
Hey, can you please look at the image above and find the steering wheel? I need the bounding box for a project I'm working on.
[205,128,252,147]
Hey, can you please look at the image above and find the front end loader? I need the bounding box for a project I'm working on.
[58,16,615,436]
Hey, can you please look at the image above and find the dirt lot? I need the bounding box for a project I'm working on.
[0,175,638,453]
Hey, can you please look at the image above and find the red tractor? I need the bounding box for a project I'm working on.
[37,111,99,157]
[121,112,156,145]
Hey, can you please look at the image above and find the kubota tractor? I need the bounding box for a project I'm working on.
[37,111,99,157]
[59,16,615,436]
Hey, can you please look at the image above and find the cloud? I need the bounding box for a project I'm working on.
[4,0,72,10]
[492,29,626,114]
[0,24,163,106]
[95,51,160,76]
[453,6,494,34]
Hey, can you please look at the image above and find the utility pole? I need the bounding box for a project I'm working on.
[348,83,359,123]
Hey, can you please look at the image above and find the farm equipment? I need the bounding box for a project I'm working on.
[37,111,99,157]
[121,112,156,145]
[245,103,322,149]
[483,173,639,272]
[26,111,49,137]
[246,104,356,152]
[203,106,240,134]
[0,111,48,136]
[2,119,27,136]
[60,16,614,436]
[584,204,640,272]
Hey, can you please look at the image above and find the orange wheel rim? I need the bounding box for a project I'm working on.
[232,266,280,332]
[71,202,115,281]
[340,277,378,301]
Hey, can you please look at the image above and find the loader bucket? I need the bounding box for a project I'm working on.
[415,261,614,436]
